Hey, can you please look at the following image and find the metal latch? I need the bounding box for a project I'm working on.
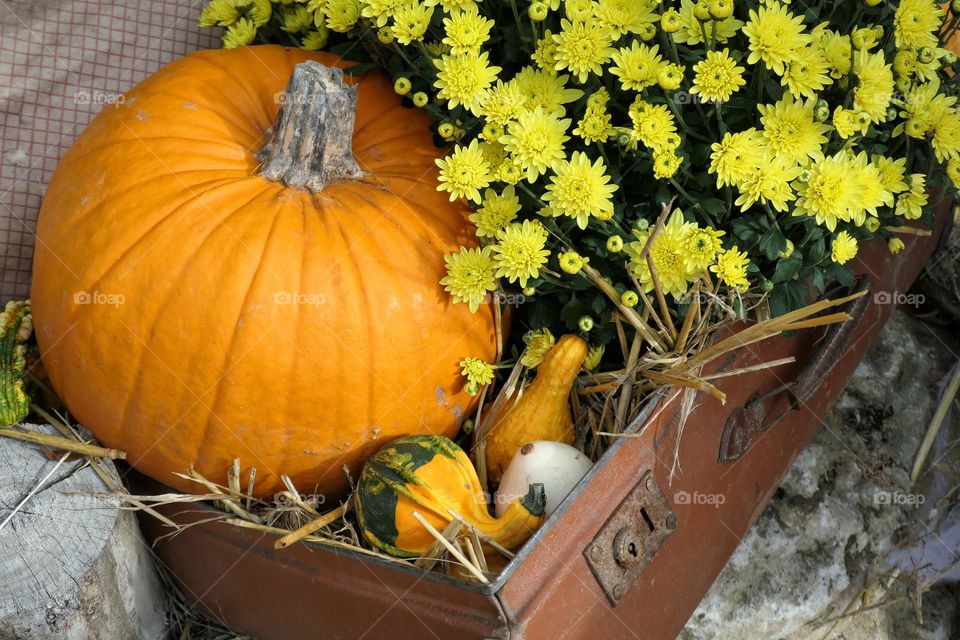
[583,471,676,606]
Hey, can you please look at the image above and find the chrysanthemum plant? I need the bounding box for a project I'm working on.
[202,0,960,427]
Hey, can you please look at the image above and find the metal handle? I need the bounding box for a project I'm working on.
[718,279,873,463]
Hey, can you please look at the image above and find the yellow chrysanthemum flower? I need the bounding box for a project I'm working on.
[434,51,501,114]
[552,19,616,83]
[653,149,684,179]
[810,24,848,72]
[948,158,960,188]
[895,174,928,220]
[682,225,725,273]
[532,30,559,70]
[758,94,829,165]
[734,155,802,212]
[673,0,743,46]
[609,41,663,91]
[514,66,583,115]
[521,328,555,368]
[200,0,240,27]
[470,186,521,238]
[872,155,910,194]
[830,231,858,265]
[691,48,747,103]
[573,88,614,143]
[629,99,679,152]
[427,0,479,14]
[323,0,360,32]
[282,4,312,32]
[584,344,605,370]
[709,129,766,187]
[223,17,257,48]
[459,357,494,395]
[441,246,497,312]
[492,220,551,287]
[392,2,433,44]
[361,0,404,27]
[897,81,957,139]
[852,50,895,123]
[436,139,492,203]
[710,246,750,290]
[594,0,658,37]
[625,210,695,298]
[442,9,494,54]
[301,28,330,50]
[849,152,893,224]
[893,0,942,51]
[833,106,870,139]
[743,2,810,76]
[932,111,960,162]
[543,151,619,229]
[500,107,571,181]
[477,79,527,126]
[793,153,864,231]
[781,46,831,99]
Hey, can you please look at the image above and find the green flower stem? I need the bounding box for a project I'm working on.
[669,178,706,216]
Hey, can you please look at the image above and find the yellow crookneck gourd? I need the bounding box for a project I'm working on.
[484,334,588,484]
[356,435,545,558]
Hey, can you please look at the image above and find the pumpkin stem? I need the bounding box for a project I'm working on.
[257,61,365,192]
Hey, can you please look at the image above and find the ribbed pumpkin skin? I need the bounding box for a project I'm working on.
[31,46,497,497]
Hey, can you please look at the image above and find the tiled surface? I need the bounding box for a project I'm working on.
[0,0,221,300]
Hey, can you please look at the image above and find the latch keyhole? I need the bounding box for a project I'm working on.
[613,528,644,566]
[639,507,656,532]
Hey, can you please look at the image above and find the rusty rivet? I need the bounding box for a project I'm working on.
[645,474,655,491]
[613,583,627,601]
[589,544,603,561]
[665,514,678,530]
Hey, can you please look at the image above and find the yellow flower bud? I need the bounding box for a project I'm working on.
[693,0,711,21]
[657,64,683,90]
[887,237,905,254]
[709,0,733,19]
[638,23,658,41]
[661,9,682,33]
[620,291,639,308]
[917,47,936,64]
[578,316,594,332]
[606,235,624,252]
[558,251,586,275]
[528,1,548,21]
[778,239,794,259]
[412,91,429,107]
[864,0,881,5]
[865,217,881,233]
[438,122,455,139]
[393,77,412,95]
[377,27,393,44]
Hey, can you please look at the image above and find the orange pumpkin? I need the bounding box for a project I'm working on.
[31,46,497,497]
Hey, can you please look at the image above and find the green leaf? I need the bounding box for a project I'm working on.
[771,254,803,283]
[769,280,809,317]
[759,226,787,261]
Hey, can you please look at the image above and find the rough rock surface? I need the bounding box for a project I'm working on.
[680,311,960,640]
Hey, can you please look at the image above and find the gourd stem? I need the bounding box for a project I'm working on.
[257,61,365,192]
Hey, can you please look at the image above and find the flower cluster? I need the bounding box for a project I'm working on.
[200,0,960,378]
